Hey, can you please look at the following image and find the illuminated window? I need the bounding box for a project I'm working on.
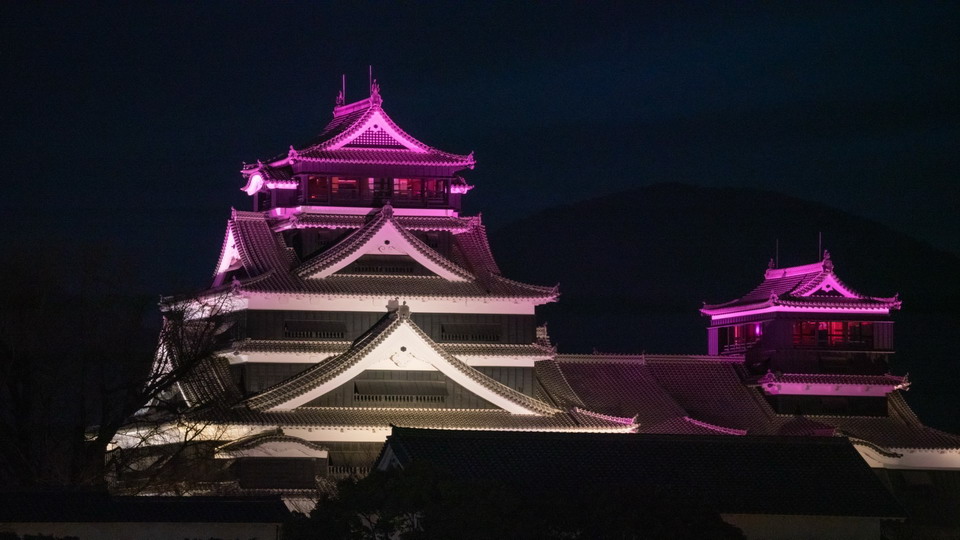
[306,176,329,203]
[718,323,763,353]
[792,321,874,348]
[424,178,447,201]
[394,178,423,201]
[368,178,392,200]
[331,177,359,201]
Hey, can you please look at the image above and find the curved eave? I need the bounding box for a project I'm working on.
[291,151,474,169]
[702,297,899,318]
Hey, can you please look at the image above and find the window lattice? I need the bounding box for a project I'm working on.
[346,128,404,148]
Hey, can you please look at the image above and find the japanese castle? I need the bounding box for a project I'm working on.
[118,80,960,512]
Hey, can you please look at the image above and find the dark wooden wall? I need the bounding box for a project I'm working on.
[239,310,537,344]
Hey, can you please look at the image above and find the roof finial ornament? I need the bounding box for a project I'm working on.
[398,301,410,319]
[768,258,776,270]
[288,145,298,159]
[336,74,345,106]
[822,249,833,271]
[369,65,382,105]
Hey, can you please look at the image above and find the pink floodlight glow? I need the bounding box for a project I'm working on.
[707,304,891,321]
[266,180,298,190]
[242,173,264,195]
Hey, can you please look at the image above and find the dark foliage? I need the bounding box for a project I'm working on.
[0,241,228,491]
[286,462,744,539]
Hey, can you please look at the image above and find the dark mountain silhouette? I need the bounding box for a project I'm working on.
[490,183,960,432]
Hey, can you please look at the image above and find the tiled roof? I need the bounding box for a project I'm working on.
[196,407,636,432]
[450,219,501,276]
[244,311,400,411]
[220,207,555,301]
[760,372,908,387]
[215,429,328,457]
[645,357,778,434]
[378,427,903,518]
[230,210,296,277]
[259,165,293,181]
[539,359,686,424]
[240,273,555,299]
[702,257,900,314]
[244,309,560,415]
[281,213,473,232]
[295,148,471,167]
[541,355,960,451]
[263,94,474,171]
[232,339,351,355]
[230,339,552,359]
[293,205,474,281]
[178,356,242,409]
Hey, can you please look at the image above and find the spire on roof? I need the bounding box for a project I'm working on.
[370,78,382,106]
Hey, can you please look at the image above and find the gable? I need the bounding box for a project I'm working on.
[246,312,557,415]
[797,273,861,299]
[299,216,473,282]
[336,254,434,276]
[328,110,427,153]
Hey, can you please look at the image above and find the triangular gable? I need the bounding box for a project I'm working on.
[246,308,558,415]
[795,272,862,299]
[326,105,428,153]
[297,206,474,282]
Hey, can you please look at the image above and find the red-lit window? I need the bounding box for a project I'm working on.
[306,176,328,203]
[718,323,763,353]
[394,178,423,201]
[792,321,874,348]
[331,177,359,200]
[368,178,392,200]
[424,179,446,201]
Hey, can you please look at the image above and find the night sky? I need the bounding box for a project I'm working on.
[2,2,957,292]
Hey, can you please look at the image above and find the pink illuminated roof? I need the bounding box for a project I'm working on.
[241,83,475,185]
[701,252,901,317]
[208,206,557,301]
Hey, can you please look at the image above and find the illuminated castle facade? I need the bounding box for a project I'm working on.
[120,82,960,505]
